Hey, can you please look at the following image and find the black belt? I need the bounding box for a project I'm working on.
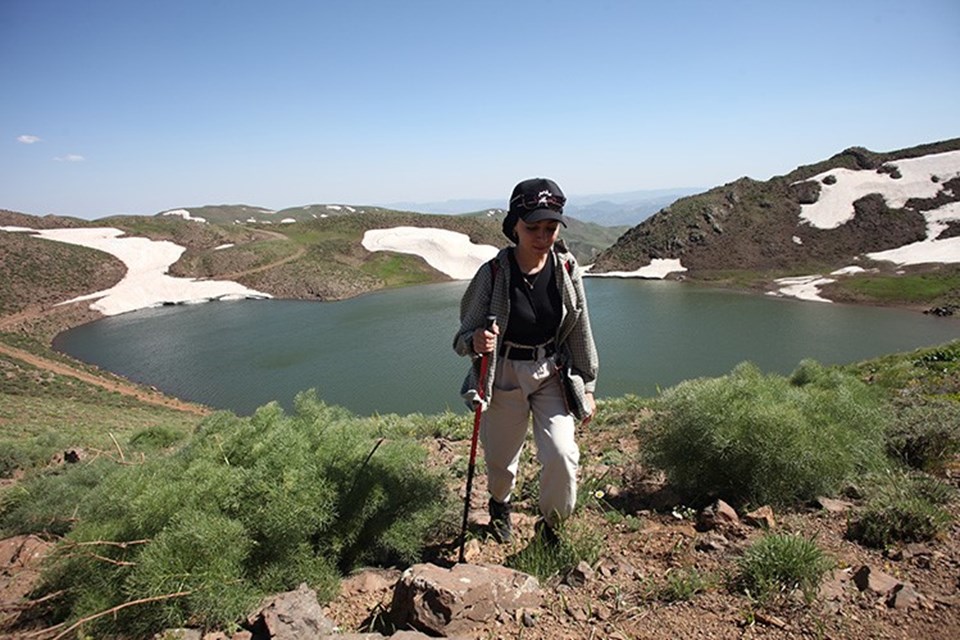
[500,342,556,361]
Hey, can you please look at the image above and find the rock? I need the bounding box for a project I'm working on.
[697,500,739,531]
[791,180,821,205]
[246,583,336,640]
[564,561,595,587]
[521,609,537,627]
[390,563,542,637]
[925,305,957,317]
[754,611,788,629]
[597,558,614,577]
[566,602,589,622]
[852,565,901,597]
[154,630,201,640]
[744,505,776,529]
[888,583,922,610]
[461,538,482,563]
[0,534,54,606]
[340,568,401,597]
[933,594,960,607]
[814,496,854,513]
[818,568,853,602]
[695,533,729,552]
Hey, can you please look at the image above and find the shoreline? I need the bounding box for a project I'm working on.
[1,218,957,418]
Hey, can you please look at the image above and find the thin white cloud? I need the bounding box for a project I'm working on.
[17,134,41,144]
[54,154,86,162]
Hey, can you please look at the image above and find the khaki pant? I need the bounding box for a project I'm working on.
[480,354,579,526]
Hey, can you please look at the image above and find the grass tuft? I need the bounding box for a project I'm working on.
[736,533,833,604]
[847,470,954,548]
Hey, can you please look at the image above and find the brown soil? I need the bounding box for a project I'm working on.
[316,430,960,640]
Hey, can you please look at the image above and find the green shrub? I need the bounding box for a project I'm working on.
[0,458,116,537]
[847,470,954,548]
[736,533,833,603]
[128,424,188,450]
[19,390,452,637]
[646,361,889,507]
[886,399,960,472]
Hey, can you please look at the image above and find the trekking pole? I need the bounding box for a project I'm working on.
[458,314,497,563]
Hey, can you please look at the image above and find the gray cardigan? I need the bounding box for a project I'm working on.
[453,240,599,414]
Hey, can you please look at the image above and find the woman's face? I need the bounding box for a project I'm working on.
[514,219,561,255]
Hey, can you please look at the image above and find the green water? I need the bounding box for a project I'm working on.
[53,279,960,416]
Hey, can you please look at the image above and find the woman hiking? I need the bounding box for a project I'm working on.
[453,177,599,544]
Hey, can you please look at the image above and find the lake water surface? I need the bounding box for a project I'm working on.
[54,279,960,416]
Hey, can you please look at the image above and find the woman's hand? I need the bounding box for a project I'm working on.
[472,322,498,354]
[582,393,596,425]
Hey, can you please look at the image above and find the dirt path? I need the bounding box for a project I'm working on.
[0,341,211,415]
[0,230,311,416]
[218,233,307,280]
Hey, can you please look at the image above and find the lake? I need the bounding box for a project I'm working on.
[53,279,960,416]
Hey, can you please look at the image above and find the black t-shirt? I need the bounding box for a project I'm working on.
[504,249,561,346]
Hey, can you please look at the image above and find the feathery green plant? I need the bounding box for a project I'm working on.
[12,390,452,637]
[645,360,889,507]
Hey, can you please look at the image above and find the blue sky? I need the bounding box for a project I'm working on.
[2,0,958,219]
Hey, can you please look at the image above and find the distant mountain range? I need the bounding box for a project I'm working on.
[382,187,703,227]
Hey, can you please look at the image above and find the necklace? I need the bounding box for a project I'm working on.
[521,269,541,289]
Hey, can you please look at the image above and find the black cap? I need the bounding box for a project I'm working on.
[502,177,567,241]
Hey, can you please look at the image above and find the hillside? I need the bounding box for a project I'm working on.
[3,152,960,639]
[1,203,621,340]
[158,203,625,264]
[591,139,960,312]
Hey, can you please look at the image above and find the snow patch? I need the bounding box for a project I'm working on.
[586,259,687,279]
[361,227,498,280]
[1,226,269,316]
[768,275,835,303]
[797,150,960,229]
[162,209,207,223]
[830,265,867,276]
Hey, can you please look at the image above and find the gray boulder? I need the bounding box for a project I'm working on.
[246,582,337,640]
[390,563,542,637]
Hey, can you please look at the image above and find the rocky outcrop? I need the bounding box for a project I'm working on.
[390,563,542,637]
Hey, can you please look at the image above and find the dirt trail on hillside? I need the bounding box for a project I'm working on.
[0,342,211,415]
[218,231,307,279]
[0,231,312,416]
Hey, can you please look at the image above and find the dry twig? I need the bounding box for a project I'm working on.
[23,590,195,640]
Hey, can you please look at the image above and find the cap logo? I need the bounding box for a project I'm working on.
[537,190,553,206]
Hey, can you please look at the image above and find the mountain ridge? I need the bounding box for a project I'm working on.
[590,138,960,311]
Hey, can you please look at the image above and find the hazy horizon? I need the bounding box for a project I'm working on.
[2,0,958,220]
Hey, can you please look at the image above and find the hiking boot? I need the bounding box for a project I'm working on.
[534,519,560,546]
[488,498,513,543]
